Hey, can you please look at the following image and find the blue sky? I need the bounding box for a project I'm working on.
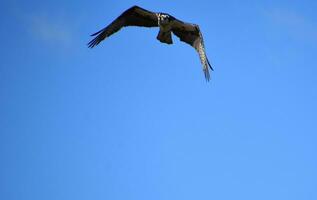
[1,0,317,199]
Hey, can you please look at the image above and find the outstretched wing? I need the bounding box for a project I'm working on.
[88,5,158,48]
[171,20,213,81]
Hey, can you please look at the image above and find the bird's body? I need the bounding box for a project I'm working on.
[88,5,213,81]
[156,13,175,44]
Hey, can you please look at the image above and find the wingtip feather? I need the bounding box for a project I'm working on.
[90,29,103,36]
[207,58,213,71]
[203,66,211,82]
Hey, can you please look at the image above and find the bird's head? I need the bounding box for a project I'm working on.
[157,13,171,26]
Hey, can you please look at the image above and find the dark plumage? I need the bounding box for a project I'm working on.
[88,5,213,81]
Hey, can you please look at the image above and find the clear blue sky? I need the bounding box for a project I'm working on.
[1,0,317,199]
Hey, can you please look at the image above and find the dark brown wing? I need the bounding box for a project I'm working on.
[88,5,158,48]
[171,20,213,81]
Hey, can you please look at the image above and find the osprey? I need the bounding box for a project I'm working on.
[88,5,213,81]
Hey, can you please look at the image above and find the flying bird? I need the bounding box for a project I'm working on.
[88,5,213,81]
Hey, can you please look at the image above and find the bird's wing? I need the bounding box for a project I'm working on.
[171,20,213,81]
[88,5,158,48]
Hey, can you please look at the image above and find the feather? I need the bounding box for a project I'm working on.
[88,6,158,48]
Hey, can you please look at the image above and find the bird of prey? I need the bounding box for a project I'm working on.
[88,5,213,81]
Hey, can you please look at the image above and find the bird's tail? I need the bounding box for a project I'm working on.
[156,31,173,44]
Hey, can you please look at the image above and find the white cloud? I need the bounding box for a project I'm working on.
[266,8,317,43]
[20,11,75,49]
[29,14,72,45]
